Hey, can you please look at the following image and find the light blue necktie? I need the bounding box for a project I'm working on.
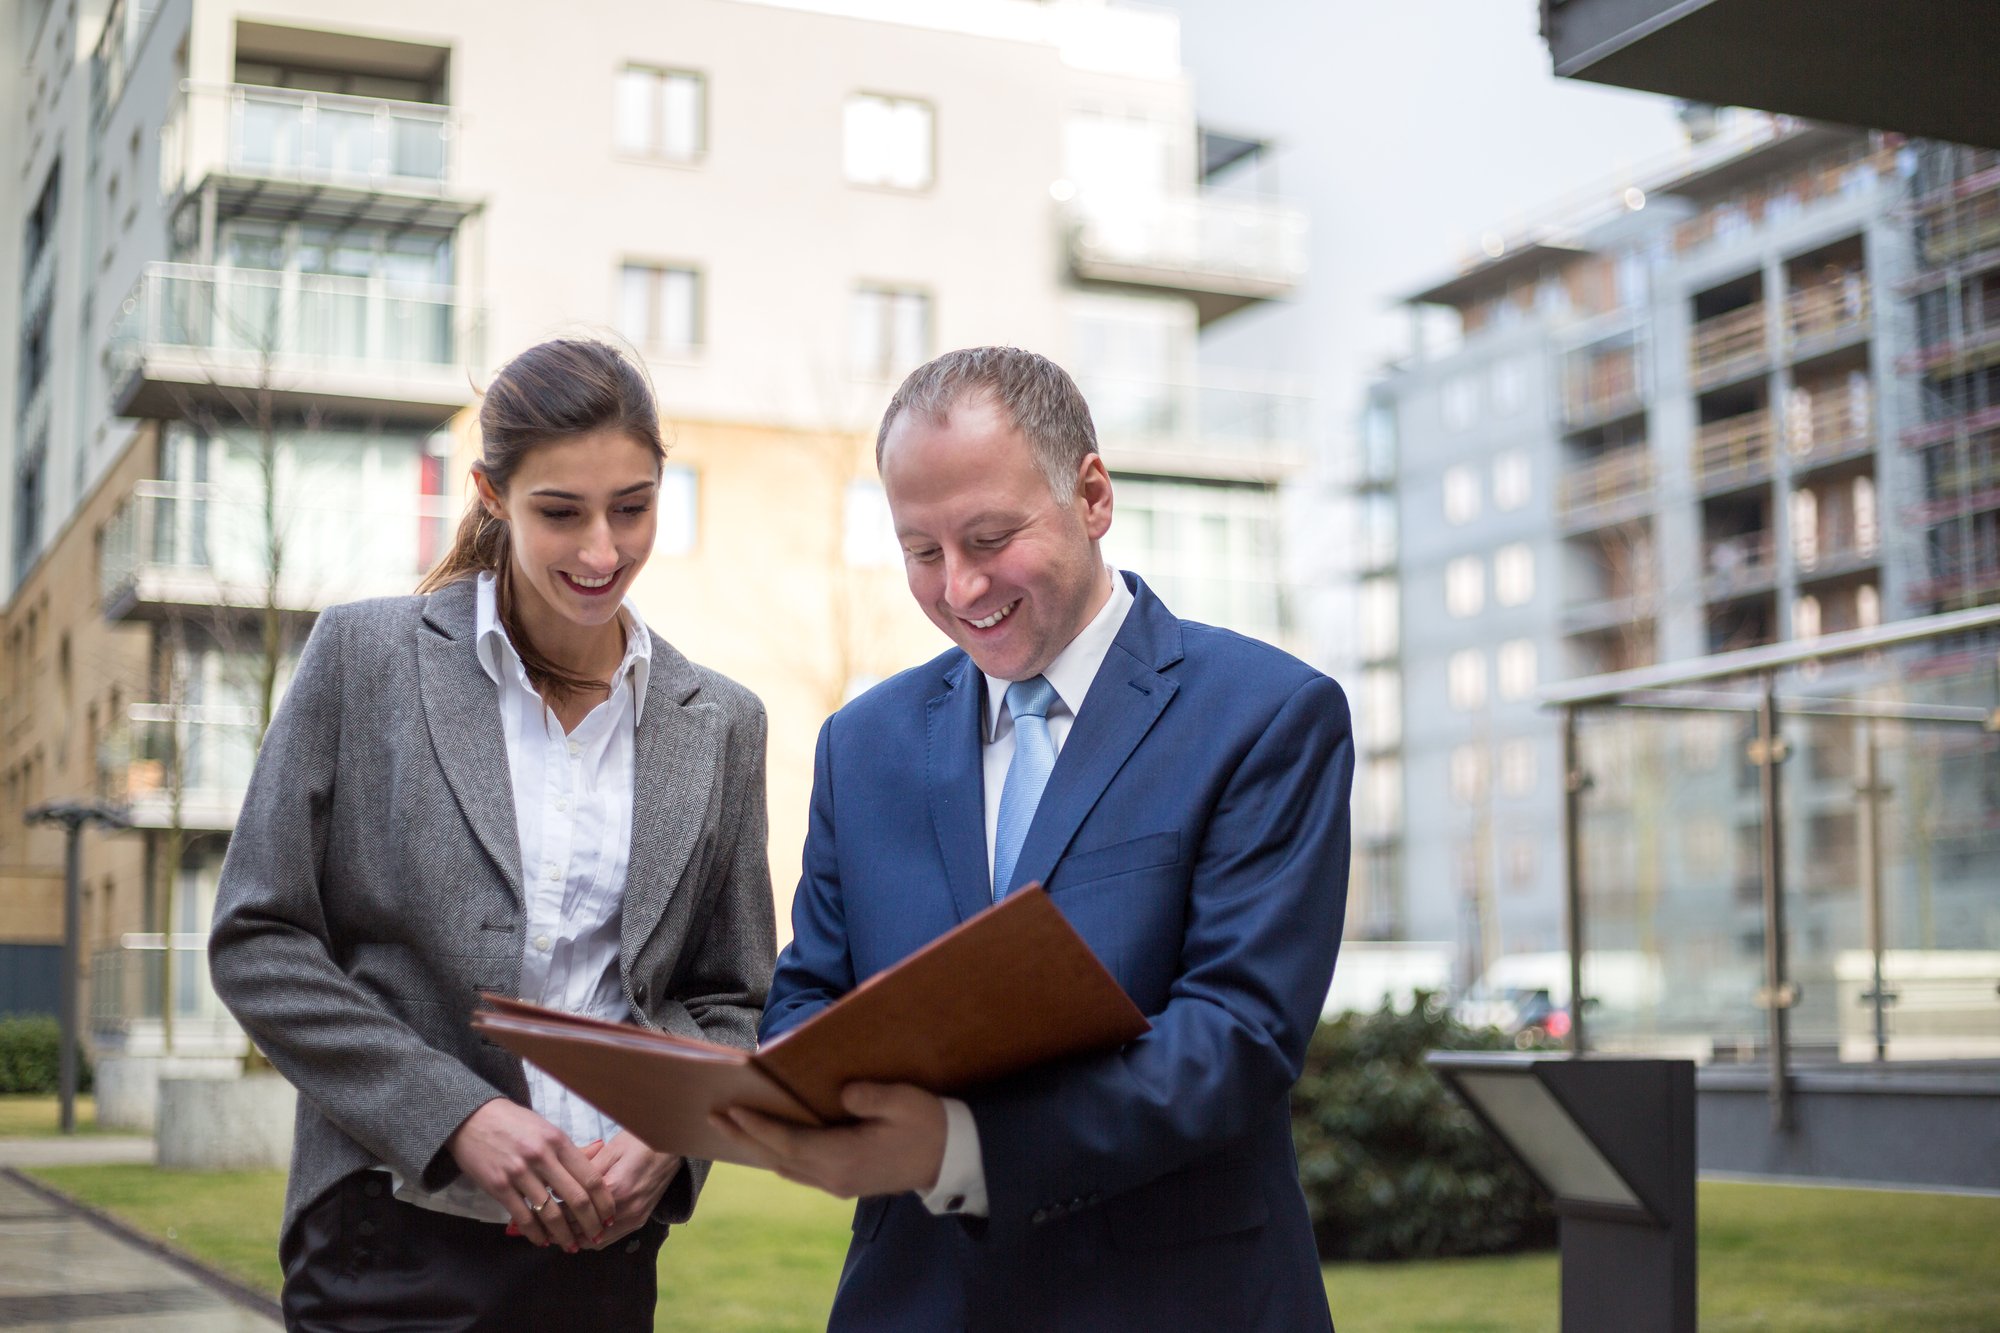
[992,675,1058,902]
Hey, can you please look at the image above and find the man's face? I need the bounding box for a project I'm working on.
[881,395,1113,682]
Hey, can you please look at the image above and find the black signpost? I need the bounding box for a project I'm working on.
[1428,1052,1697,1333]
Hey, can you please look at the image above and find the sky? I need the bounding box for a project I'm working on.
[1151,0,1691,439]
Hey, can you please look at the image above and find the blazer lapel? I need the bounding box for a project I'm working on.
[1011,577,1182,891]
[417,582,524,906]
[928,655,993,924]
[621,639,722,967]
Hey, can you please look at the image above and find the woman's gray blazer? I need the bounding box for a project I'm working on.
[209,577,776,1240]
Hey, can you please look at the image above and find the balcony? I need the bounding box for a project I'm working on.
[1695,409,1775,492]
[1558,446,1654,531]
[1786,392,1874,469]
[90,936,244,1056]
[1562,353,1646,431]
[1901,403,2000,453]
[1064,193,1307,325]
[192,82,454,195]
[112,263,483,422]
[99,479,457,620]
[1795,521,1881,581]
[1901,322,2000,379]
[100,705,261,832]
[1078,369,1309,481]
[1787,281,1870,359]
[1563,589,1654,635]
[1704,532,1778,599]
[1690,304,1769,390]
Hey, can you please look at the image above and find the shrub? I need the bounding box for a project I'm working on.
[1290,995,1555,1262]
[0,1015,94,1096]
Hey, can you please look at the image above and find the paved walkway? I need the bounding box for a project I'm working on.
[0,1144,278,1331]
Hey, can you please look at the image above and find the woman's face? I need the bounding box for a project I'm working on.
[478,428,661,644]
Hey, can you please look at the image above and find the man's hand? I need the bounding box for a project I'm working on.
[446,1098,615,1250]
[580,1132,683,1250]
[714,1082,947,1199]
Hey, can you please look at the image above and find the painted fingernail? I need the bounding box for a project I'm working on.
[566,1244,579,1254]
[504,1224,518,1237]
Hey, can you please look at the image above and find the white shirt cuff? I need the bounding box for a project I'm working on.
[917,1096,988,1217]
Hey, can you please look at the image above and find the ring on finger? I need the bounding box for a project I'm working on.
[544,1190,565,1211]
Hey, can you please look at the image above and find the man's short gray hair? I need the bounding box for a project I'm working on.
[874,347,1100,503]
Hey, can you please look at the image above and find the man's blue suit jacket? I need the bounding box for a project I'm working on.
[763,574,1354,1332]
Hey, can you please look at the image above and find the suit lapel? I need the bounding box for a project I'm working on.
[621,639,722,967]
[928,656,993,924]
[417,581,524,906]
[1011,576,1182,891]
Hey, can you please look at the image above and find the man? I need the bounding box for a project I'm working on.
[721,348,1352,1330]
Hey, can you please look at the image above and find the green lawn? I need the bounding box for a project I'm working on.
[24,1163,2000,1332]
[0,1094,102,1137]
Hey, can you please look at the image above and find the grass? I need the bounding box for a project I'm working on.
[23,1162,2000,1332]
[0,1093,103,1137]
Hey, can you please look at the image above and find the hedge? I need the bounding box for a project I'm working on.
[0,1015,94,1096]
[1290,996,1555,1262]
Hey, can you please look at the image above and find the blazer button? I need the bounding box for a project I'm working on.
[1031,1208,1049,1225]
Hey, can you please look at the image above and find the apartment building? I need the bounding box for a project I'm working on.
[0,0,1308,1057]
[1370,110,1922,964]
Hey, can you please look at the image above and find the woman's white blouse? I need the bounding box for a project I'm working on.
[391,573,650,1221]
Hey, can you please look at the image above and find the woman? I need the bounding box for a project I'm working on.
[210,338,775,1331]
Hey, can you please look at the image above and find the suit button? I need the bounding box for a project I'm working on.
[624,1238,642,1254]
[362,1179,383,1199]
[1031,1208,1049,1225]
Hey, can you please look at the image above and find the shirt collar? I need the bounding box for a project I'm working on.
[982,565,1134,742]
[474,573,654,723]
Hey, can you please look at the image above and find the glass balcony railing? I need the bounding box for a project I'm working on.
[197,82,453,190]
[112,263,482,416]
[99,478,458,616]
[99,705,264,830]
[90,937,244,1053]
[1695,409,1775,489]
[1065,193,1307,299]
[1561,620,2000,1068]
[1690,303,1770,388]
[1557,446,1654,526]
[1077,369,1310,475]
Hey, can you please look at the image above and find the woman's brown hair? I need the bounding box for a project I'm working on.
[417,337,665,701]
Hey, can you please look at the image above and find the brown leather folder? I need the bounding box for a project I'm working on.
[471,886,1150,1167]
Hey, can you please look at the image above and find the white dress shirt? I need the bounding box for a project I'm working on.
[919,566,1135,1218]
[390,572,652,1221]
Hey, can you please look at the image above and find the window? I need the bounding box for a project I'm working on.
[1443,464,1481,524]
[615,67,706,162]
[1359,577,1398,660]
[1795,594,1821,641]
[1497,639,1537,700]
[851,285,930,380]
[656,465,699,556]
[1441,374,1479,432]
[1493,449,1531,511]
[1494,543,1534,606]
[1491,358,1528,416]
[843,479,898,568]
[1505,837,1536,889]
[1361,754,1401,839]
[844,93,933,189]
[1498,738,1536,796]
[1448,649,1487,711]
[1445,555,1484,618]
[1360,667,1401,749]
[618,263,701,353]
[1450,744,1488,804]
